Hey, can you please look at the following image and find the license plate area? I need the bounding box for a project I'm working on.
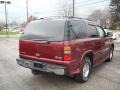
[33,62,47,70]
[34,63,43,69]
[17,59,66,75]
[24,60,47,70]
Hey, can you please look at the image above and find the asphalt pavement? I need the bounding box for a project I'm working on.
[0,38,120,90]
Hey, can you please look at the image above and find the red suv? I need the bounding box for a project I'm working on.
[16,17,114,82]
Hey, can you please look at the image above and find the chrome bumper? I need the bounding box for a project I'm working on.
[16,58,66,75]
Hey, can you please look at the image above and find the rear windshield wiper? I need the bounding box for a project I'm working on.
[32,39,50,44]
[71,28,78,38]
[32,39,62,43]
[69,25,78,38]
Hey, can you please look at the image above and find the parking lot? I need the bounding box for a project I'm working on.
[0,38,120,90]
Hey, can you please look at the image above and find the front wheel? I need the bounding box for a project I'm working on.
[75,57,92,83]
[106,48,113,62]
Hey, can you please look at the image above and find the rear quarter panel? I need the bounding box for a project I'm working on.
[69,38,99,73]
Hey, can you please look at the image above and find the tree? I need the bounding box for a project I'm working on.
[88,8,112,28]
[110,0,120,22]
[88,10,102,22]
[58,2,73,17]
[9,21,18,27]
[101,8,112,28]
[28,15,37,22]
[0,22,5,31]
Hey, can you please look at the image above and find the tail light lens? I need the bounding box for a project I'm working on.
[64,46,72,61]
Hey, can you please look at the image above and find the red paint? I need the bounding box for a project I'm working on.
[18,18,114,76]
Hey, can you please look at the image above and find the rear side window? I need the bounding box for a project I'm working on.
[88,25,99,38]
[70,20,86,40]
[96,26,105,37]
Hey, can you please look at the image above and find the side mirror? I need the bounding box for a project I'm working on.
[107,32,113,37]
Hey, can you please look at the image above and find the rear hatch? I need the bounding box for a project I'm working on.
[19,20,67,61]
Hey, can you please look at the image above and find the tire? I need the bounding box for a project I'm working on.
[31,69,40,75]
[75,57,92,83]
[106,48,113,62]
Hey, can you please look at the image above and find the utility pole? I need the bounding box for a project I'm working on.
[0,1,11,38]
[5,2,8,37]
[73,0,75,17]
[26,0,29,23]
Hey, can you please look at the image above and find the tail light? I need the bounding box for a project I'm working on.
[64,46,72,61]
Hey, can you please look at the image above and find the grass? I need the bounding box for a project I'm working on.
[0,31,19,35]
[112,30,120,32]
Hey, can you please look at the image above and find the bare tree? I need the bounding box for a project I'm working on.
[101,8,112,28]
[88,8,112,28]
[0,22,5,31]
[88,10,102,22]
[28,15,37,22]
[58,3,73,17]
[9,21,18,27]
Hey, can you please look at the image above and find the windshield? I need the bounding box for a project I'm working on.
[20,20,66,41]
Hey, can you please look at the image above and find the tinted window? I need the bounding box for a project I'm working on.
[97,26,105,37]
[70,20,86,40]
[21,20,65,41]
[88,25,99,38]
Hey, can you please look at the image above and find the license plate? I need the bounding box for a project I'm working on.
[24,60,47,71]
[34,63,43,68]
[34,63,47,70]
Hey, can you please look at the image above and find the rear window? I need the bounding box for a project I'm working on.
[20,20,66,41]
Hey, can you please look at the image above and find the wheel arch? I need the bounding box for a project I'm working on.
[81,50,94,67]
[111,43,114,50]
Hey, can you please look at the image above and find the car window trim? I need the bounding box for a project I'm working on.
[96,25,106,38]
[88,24,99,38]
[69,20,87,40]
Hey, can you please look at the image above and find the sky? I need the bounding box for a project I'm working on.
[0,0,110,24]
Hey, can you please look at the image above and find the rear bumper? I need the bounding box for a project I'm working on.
[16,58,67,75]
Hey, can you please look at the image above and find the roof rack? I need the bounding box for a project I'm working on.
[37,16,93,22]
[69,16,93,21]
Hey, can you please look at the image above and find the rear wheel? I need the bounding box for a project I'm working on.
[31,69,40,75]
[75,57,92,83]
